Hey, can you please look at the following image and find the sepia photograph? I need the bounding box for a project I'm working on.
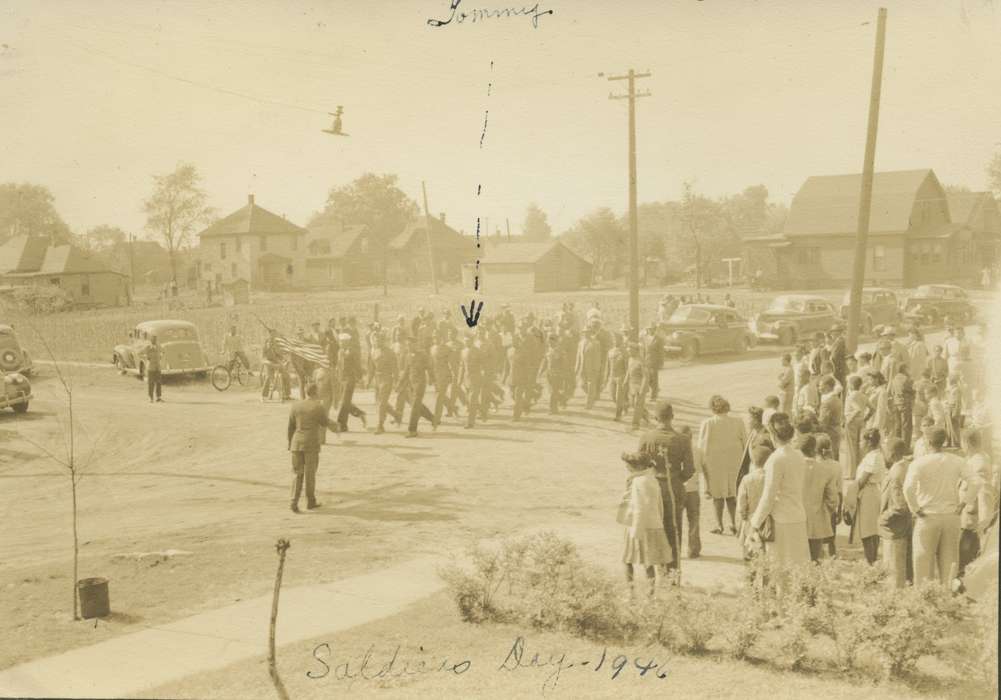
[0,1,999,698]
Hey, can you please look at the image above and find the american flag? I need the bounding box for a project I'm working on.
[272,334,329,368]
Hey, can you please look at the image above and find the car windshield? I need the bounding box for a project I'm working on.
[915,286,945,298]
[668,307,711,324]
[149,326,196,341]
[766,298,805,313]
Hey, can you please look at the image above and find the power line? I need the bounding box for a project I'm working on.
[63,36,330,115]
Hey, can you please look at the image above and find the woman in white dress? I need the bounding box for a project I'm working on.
[854,428,886,565]
[698,395,747,535]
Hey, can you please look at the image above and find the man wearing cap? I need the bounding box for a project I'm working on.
[827,324,847,389]
[370,331,400,434]
[638,401,696,573]
[335,332,367,432]
[641,323,665,401]
[537,334,566,415]
[575,327,603,410]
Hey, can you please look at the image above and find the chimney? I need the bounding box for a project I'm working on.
[248,194,255,206]
[439,212,446,225]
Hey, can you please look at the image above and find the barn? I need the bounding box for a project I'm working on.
[477,239,592,293]
[0,236,130,307]
[743,169,984,289]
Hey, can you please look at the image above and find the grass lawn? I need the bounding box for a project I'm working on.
[142,589,991,700]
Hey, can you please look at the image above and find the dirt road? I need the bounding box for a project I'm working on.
[0,326,968,669]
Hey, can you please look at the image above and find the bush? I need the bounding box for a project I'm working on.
[3,285,74,314]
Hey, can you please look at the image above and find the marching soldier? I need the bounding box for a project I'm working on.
[370,332,400,434]
[405,338,435,438]
[458,334,484,429]
[508,333,535,420]
[576,328,603,409]
[537,334,566,415]
[430,332,456,427]
[335,333,367,432]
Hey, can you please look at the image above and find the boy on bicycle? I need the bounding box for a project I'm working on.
[222,326,251,374]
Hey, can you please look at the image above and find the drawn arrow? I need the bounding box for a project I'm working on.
[460,299,484,328]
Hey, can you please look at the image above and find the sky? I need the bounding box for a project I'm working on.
[0,0,999,240]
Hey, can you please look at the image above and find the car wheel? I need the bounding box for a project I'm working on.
[12,400,28,414]
[777,327,794,346]
[680,340,698,362]
[113,355,125,374]
[735,335,748,353]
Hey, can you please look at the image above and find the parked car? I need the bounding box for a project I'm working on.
[661,304,756,361]
[112,320,212,378]
[751,295,838,346]
[0,369,31,413]
[0,323,33,376]
[902,284,976,327]
[838,287,902,335]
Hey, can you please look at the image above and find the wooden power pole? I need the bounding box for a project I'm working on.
[846,8,888,354]
[420,181,440,295]
[606,68,651,341]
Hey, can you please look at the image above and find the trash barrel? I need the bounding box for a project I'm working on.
[77,577,110,619]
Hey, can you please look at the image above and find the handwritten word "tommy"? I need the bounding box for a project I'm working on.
[427,0,553,29]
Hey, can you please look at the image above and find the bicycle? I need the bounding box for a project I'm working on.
[259,359,292,402]
[211,355,251,391]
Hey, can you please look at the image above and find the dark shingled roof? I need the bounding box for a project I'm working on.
[783,169,940,237]
[482,239,592,265]
[0,235,49,273]
[305,223,367,259]
[198,196,306,239]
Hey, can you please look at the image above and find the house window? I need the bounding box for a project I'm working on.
[291,236,298,252]
[81,280,90,296]
[50,277,60,286]
[231,263,237,277]
[873,245,886,272]
[932,243,943,264]
[220,242,227,260]
[920,243,930,266]
[260,235,268,252]
[236,238,242,253]
[286,265,294,277]
[796,247,819,265]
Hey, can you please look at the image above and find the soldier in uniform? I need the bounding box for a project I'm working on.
[405,338,435,437]
[626,341,648,430]
[287,382,338,512]
[370,332,400,434]
[430,331,456,427]
[641,322,665,401]
[537,334,565,415]
[324,319,341,408]
[508,333,535,420]
[575,328,604,409]
[458,334,484,428]
[638,401,696,574]
[260,328,290,402]
[335,333,367,432]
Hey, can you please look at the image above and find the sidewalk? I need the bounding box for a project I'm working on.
[0,557,442,699]
[0,524,746,699]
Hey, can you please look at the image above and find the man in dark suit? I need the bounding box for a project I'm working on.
[828,324,847,388]
[288,382,337,513]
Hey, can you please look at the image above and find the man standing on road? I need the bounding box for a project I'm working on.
[575,328,603,410]
[641,322,665,401]
[142,335,164,403]
[903,427,978,585]
[287,382,337,513]
[638,401,696,575]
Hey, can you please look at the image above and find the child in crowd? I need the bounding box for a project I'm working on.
[617,451,673,595]
[777,354,794,414]
[911,368,931,437]
[945,374,964,447]
[815,434,843,558]
[762,395,780,428]
[737,444,773,564]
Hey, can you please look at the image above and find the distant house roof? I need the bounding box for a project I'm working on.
[0,235,49,273]
[946,191,999,231]
[389,216,466,250]
[198,195,306,239]
[482,239,592,266]
[783,169,941,237]
[39,244,118,275]
[306,223,367,259]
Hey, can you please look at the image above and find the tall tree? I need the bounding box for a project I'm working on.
[562,208,626,284]
[679,180,736,289]
[522,202,552,240]
[0,183,73,245]
[84,224,127,252]
[987,153,1001,198]
[310,174,419,292]
[142,164,214,284]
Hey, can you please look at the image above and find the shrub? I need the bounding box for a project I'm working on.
[3,285,74,314]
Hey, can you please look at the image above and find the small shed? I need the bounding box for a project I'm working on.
[479,239,592,293]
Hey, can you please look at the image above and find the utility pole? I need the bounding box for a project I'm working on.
[505,218,511,241]
[846,8,887,354]
[421,181,440,295]
[128,234,137,303]
[604,68,651,341]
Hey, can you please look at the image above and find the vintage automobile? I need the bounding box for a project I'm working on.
[902,284,976,326]
[838,287,902,335]
[751,294,838,346]
[0,369,31,413]
[112,320,212,378]
[662,304,756,360]
[0,323,33,375]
